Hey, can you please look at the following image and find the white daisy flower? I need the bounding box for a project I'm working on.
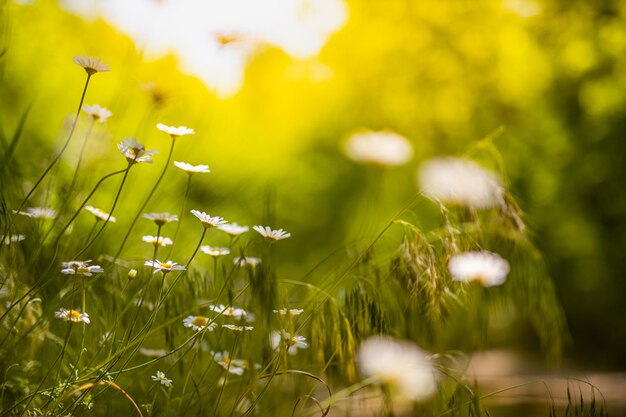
[13,207,56,219]
[272,308,304,316]
[209,304,251,321]
[253,226,291,242]
[270,331,309,355]
[222,324,254,332]
[183,315,217,331]
[55,308,90,324]
[61,260,104,276]
[84,205,116,223]
[448,251,510,287]
[233,256,261,268]
[157,123,195,139]
[82,104,112,124]
[151,371,172,387]
[190,210,228,229]
[174,161,210,175]
[144,260,186,274]
[344,130,413,166]
[418,157,504,209]
[357,336,437,402]
[139,348,167,357]
[217,222,249,237]
[213,351,248,375]
[73,55,110,75]
[142,235,173,247]
[1,234,25,245]
[117,138,158,164]
[200,246,230,257]
[143,213,178,226]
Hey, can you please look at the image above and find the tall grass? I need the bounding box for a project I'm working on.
[0,54,603,417]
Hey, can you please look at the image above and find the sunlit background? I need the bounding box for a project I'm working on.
[2,0,626,376]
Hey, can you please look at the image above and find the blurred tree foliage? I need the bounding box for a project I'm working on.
[1,0,625,367]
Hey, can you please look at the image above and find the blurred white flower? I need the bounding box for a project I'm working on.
[140,348,167,357]
[183,315,217,331]
[13,207,56,219]
[117,138,158,164]
[82,104,112,123]
[222,324,254,332]
[233,256,261,268]
[143,212,178,226]
[157,123,194,139]
[418,157,504,209]
[151,371,172,387]
[55,308,90,324]
[217,222,249,237]
[273,308,304,316]
[200,246,230,257]
[144,259,186,274]
[209,304,251,321]
[357,336,436,402]
[84,205,116,223]
[73,55,110,75]
[174,161,210,175]
[190,210,228,228]
[142,235,173,247]
[253,225,291,242]
[448,251,510,287]
[1,234,25,245]
[270,331,308,355]
[213,351,248,375]
[344,130,413,166]
[61,260,104,276]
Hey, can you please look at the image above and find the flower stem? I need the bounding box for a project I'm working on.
[113,138,176,262]
[67,118,95,199]
[166,175,192,258]
[15,74,92,215]
[152,225,162,262]
[73,162,133,258]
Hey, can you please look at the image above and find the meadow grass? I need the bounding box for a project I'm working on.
[0,55,605,417]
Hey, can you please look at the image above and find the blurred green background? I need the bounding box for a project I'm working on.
[1,0,625,369]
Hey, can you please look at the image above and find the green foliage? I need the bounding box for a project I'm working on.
[0,0,620,415]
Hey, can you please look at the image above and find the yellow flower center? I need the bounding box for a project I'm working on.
[69,310,82,321]
[192,316,208,327]
[77,267,90,274]
[162,262,173,269]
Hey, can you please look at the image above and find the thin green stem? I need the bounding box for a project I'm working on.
[213,334,240,417]
[152,225,162,262]
[73,162,132,258]
[15,74,92,215]
[113,138,176,261]
[166,174,192,258]
[67,118,95,199]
